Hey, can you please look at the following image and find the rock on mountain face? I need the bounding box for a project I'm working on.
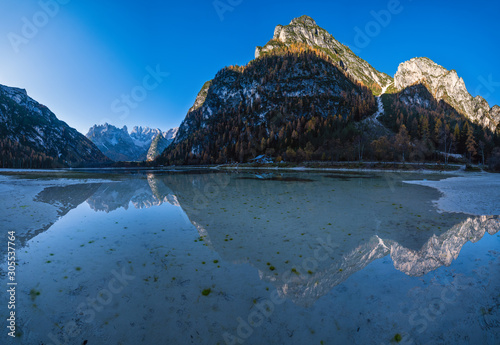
[86,124,177,161]
[147,132,175,161]
[130,126,172,148]
[188,80,212,113]
[255,15,393,93]
[86,124,143,161]
[394,57,500,132]
[0,84,109,166]
[162,127,179,141]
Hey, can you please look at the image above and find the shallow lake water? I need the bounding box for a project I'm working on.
[0,170,499,345]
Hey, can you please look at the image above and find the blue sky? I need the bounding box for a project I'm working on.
[0,0,499,134]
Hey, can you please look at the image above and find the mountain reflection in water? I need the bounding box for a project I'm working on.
[33,171,499,306]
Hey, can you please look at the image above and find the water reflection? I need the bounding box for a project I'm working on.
[389,215,500,276]
[34,183,102,216]
[32,171,499,306]
[86,176,179,212]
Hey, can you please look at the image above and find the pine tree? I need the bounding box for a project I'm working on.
[421,116,430,142]
[465,124,477,162]
[434,118,443,145]
[395,124,411,162]
[453,124,460,145]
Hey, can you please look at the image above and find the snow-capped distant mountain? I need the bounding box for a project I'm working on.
[86,124,143,161]
[130,126,162,148]
[0,83,110,168]
[163,127,179,141]
[86,123,178,162]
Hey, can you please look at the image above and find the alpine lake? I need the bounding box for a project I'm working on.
[0,168,499,345]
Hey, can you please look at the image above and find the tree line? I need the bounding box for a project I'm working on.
[379,84,500,166]
[0,137,59,168]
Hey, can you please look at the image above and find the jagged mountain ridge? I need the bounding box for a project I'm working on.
[0,84,110,167]
[256,15,393,93]
[394,57,500,132]
[130,126,177,147]
[86,123,178,162]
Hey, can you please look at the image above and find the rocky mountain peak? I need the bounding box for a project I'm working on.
[0,84,28,104]
[255,15,392,92]
[289,15,317,26]
[86,123,177,161]
[394,57,449,89]
[395,57,499,132]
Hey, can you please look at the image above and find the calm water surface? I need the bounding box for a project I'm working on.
[0,170,499,345]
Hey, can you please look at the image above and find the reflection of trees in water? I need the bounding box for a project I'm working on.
[16,183,104,247]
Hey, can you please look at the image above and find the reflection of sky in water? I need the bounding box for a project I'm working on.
[2,171,499,345]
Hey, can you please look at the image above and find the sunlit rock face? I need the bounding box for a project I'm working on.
[394,57,499,132]
[255,15,392,90]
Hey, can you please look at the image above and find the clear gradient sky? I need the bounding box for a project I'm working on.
[0,0,499,134]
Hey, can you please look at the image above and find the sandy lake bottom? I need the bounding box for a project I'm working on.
[0,169,499,345]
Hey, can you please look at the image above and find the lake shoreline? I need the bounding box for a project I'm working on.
[404,173,500,216]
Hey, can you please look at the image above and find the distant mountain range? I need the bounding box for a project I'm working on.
[86,124,178,162]
[1,15,499,168]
